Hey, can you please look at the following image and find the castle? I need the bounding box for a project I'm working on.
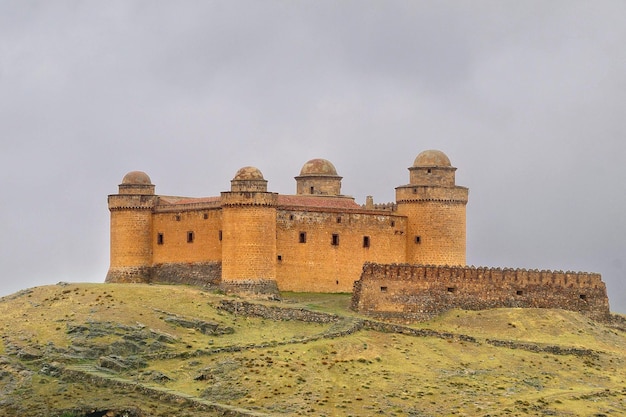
[106,150,610,321]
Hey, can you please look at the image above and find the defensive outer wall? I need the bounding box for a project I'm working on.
[351,263,610,321]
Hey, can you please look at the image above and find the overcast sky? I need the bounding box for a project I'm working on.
[1,1,625,313]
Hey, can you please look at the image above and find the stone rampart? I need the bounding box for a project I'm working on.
[352,263,610,322]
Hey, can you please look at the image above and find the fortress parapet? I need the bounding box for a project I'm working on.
[352,263,610,322]
[363,197,397,211]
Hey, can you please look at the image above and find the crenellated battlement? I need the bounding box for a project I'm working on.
[352,263,610,321]
[108,194,156,210]
[359,263,605,288]
[362,201,398,211]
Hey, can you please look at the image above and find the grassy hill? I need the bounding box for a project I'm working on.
[0,282,625,417]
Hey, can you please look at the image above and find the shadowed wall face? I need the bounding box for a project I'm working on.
[352,264,610,322]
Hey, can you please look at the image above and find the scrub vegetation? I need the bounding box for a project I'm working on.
[0,283,625,416]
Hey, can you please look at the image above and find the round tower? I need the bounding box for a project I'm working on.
[295,158,342,196]
[106,171,156,283]
[220,167,279,296]
[395,150,468,266]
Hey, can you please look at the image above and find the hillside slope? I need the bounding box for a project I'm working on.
[0,283,625,417]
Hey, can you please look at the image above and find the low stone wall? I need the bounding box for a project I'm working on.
[218,300,340,323]
[219,280,280,299]
[352,263,611,321]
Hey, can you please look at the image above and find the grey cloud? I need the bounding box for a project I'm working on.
[1,1,624,313]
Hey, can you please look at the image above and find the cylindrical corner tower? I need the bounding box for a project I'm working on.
[220,167,279,296]
[295,158,342,196]
[106,171,156,283]
[396,150,468,266]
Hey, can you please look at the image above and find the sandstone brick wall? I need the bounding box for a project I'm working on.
[221,200,277,282]
[295,176,341,196]
[409,166,456,187]
[352,263,610,321]
[275,209,407,292]
[396,200,466,266]
[152,209,222,264]
[108,209,153,269]
[106,194,157,283]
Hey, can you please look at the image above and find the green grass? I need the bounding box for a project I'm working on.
[280,291,353,314]
[1,283,625,416]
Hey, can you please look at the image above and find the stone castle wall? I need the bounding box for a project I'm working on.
[395,184,468,266]
[151,261,222,288]
[108,198,155,270]
[396,200,466,266]
[107,262,222,287]
[352,263,610,321]
[152,209,223,264]
[275,209,407,292]
[221,203,277,283]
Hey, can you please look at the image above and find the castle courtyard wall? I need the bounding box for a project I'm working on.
[352,263,610,321]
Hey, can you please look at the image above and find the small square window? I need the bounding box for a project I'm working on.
[175,214,181,221]
[516,290,524,296]
[277,255,282,261]
[580,294,587,300]
[380,286,388,293]
[447,287,456,293]
[331,234,339,246]
[187,231,194,243]
[289,214,294,220]
[336,217,342,223]
[415,236,421,244]
[390,220,395,227]
[363,236,370,248]
[203,213,208,219]
[157,233,164,245]
[299,232,307,243]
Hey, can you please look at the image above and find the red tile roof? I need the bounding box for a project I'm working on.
[159,194,360,210]
[159,196,221,205]
[277,195,360,210]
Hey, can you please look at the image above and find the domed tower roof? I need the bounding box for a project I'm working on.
[233,166,265,181]
[231,166,268,192]
[405,150,457,187]
[412,150,451,168]
[299,159,338,177]
[122,171,152,185]
[295,159,342,196]
[118,171,155,195]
